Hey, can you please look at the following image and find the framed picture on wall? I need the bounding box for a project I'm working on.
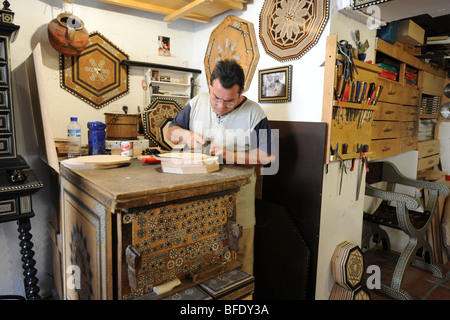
[258,65,292,103]
[351,0,391,10]
[158,36,170,56]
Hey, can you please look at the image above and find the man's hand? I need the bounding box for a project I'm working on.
[168,126,205,150]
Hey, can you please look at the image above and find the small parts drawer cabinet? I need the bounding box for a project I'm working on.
[417,139,440,172]
[59,160,252,300]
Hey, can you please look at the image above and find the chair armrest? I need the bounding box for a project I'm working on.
[365,185,421,210]
[395,177,449,196]
[383,162,449,196]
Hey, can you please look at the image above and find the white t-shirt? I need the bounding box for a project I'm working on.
[170,92,271,228]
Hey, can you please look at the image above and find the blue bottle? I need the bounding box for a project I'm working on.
[87,121,106,155]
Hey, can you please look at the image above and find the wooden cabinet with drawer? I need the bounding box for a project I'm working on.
[402,85,421,106]
[377,78,403,104]
[370,85,419,159]
[371,121,401,139]
[59,161,253,300]
[373,102,399,121]
[417,139,440,172]
[370,138,401,159]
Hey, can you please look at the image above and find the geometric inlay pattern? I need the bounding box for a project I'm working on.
[259,0,329,61]
[122,194,236,299]
[60,31,129,109]
[204,15,259,92]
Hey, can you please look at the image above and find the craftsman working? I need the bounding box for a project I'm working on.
[167,59,274,275]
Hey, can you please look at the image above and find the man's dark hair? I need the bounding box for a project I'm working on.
[210,59,245,92]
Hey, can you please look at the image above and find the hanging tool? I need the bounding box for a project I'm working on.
[331,143,346,195]
[338,40,358,82]
[356,144,369,200]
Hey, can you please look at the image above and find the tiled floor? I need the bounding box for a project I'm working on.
[364,247,450,300]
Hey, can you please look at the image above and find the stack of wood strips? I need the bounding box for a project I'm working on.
[421,95,442,115]
[418,119,437,141]
[329,241,371,300]
[419,171,450,265]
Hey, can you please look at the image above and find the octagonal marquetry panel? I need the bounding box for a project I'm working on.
[142,98,183,150]
[259,0,329,61]
[204,15,259,92]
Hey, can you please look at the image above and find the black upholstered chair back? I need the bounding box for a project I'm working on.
[366,162,383,185]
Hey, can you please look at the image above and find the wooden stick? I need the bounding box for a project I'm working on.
[153,278,181,295]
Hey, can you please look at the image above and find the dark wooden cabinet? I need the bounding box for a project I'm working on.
[0,2,43,300]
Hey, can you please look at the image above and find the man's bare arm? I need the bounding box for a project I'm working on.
[167,125,205,149]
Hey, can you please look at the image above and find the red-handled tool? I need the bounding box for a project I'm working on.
[141,156,161,164]
[356,144,369,200]
[350,158,355,171]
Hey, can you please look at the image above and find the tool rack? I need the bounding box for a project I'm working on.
[322,35,382,164]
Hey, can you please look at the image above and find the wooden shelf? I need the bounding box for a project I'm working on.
[95,0,247,23]
[121,59,201,74]
[151,80,190,86]
[152,93,190,99]
[376,38,446,78]
[419,114,440,119]
[333,100,378,111]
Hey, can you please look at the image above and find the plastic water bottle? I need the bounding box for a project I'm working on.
[67,117,82,158]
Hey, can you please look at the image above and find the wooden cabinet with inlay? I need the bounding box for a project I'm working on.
[59,161,253,300]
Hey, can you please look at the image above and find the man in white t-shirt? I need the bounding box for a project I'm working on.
[167,59,274,275]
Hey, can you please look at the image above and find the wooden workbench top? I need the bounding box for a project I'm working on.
[60,159,253,210]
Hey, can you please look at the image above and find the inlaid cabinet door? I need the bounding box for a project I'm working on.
[118,192,238,300]
[60,177,112,300]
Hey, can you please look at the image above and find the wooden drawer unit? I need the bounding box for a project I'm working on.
[417,139,440,171]
[402,85,421,106]
[60,161,253,300]
[377,78,403,104]
[373,102,399,121]
[418,139,440,158]
[399,106,419,121]
[371,121,401,139]
[371,138,401,159]
[401,121,418,137]
[400,136,417,153]
[418,154,440,171]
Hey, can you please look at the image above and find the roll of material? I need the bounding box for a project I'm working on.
[153,278,181,295]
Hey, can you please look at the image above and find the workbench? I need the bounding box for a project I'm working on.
[59,160,253,300]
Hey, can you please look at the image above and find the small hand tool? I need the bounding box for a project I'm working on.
[354,81,361,103]
[350,157,356,171]
[141,156,161,164]
[331,143,346,195]
[202,140,212,154]
[356,144,369,200]
[358,82,367,103]
[365,83,375,104]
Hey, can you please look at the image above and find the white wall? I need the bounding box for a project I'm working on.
[191,3,330,122]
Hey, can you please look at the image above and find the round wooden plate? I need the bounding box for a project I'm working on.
[71,155,132,165]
